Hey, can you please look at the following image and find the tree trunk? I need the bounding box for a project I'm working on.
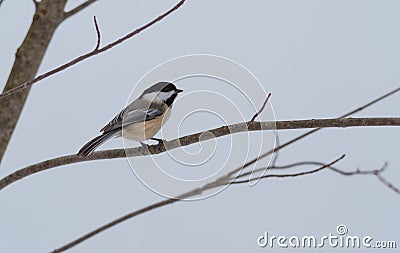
[0,0,67,164]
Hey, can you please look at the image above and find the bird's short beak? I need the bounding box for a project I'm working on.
[176,89,183,93]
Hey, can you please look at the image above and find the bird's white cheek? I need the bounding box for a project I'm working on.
[156,90,175,101]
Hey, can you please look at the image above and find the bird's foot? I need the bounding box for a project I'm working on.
[140,142,150,155]
[150,137,166,146]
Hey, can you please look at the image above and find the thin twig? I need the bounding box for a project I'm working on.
[63,0,98,19]
[236,160,387,180]
[249,93,272,122]
[279,85,400,151]
[246,93,275,177]
[230,86,400,181]
[93,16,101,50]
[331,162,387,176]
[375,172,400,195]
[231,154,345,184]
[234,156,395,194]
[0,0,186,100]
[1,117,400,191]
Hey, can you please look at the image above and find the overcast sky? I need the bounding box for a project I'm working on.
[0,0,399,252]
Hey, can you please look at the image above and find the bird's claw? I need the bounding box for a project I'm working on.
[150,137,166,146]
[140,142,150,155]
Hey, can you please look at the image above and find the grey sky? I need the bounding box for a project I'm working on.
[0,0,399,252]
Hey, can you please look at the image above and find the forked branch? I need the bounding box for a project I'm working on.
[0,0,186,100]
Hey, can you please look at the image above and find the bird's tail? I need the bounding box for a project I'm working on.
[78,130,117,156]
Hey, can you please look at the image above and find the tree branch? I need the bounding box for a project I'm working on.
[236,153,399,195]
[0,0,68,164]
[5,82,393,193]
[226,85,400,181]
[0,0,186,100]
[235,160,387,180]
[93,16,101,49]
[231,154,345,184]
[249,93,271,122]
[1,117,400,191]
[42,86,400,250]
[375,171,400,195]
[63,0,98,19]
[51,154,344,252]
[329,162,387,176]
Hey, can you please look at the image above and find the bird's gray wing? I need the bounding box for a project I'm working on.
[100,107,163,133]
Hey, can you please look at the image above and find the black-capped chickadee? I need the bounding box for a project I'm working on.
[78,82,183,156]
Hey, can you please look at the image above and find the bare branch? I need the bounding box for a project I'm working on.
[63,0,98,19]
[1,85,396,185]
[51,154,344,252]
[231,154,345,184]
[0,0,186,100]
[0,0,68,164]
[232,86,400,180]
[236,154,397,194]
[233,158,400,197]
[329,161,400,195]
[330,162,387,176]
[1,117,400,191]
[236,160,387,180]
[375,171,400,195]
[249,93,271,122]
[46,85,400,249]
[93,16,101,50]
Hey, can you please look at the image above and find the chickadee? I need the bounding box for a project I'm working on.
[78,82,183,156]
